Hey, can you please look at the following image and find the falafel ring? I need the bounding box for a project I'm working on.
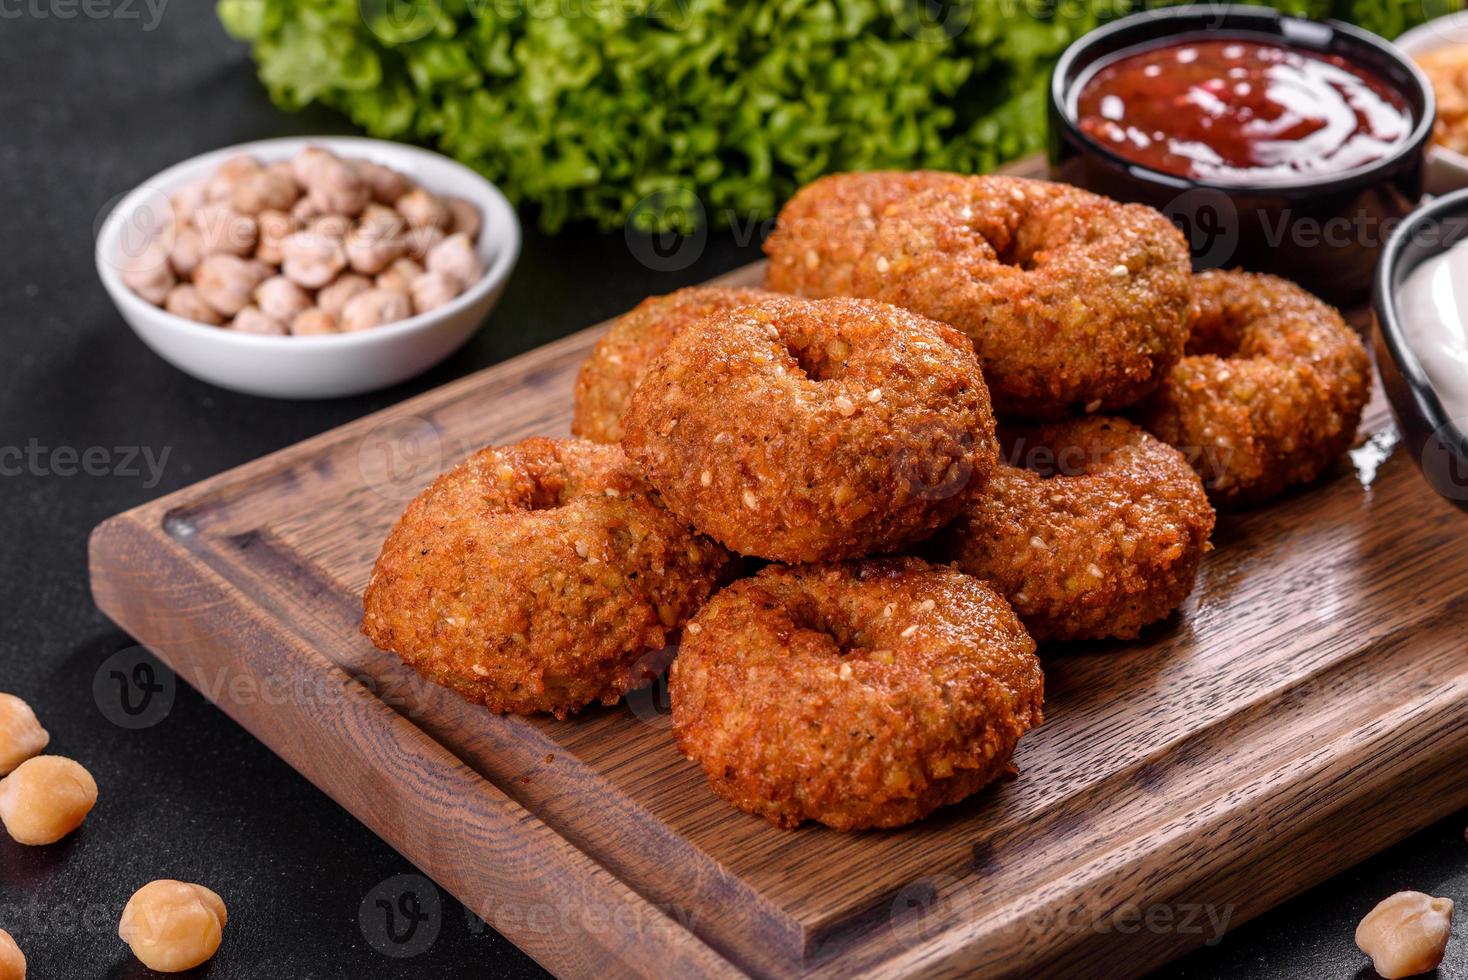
[670,559,1044,830]
[765,173,1193,418]
[362,438,737,718]
[935,417,1214,643]
[1136,270,1371,506]
[622,295,998,563]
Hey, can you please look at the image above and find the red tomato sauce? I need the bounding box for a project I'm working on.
[1073,37,1412,183]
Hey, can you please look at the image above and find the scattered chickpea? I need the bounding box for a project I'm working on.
[357,159,410,204]
[0,928,23,980]
[230,168,298,216]
[376,257,424,296]
[410,270,463,314]
[280,229,347,290]
[0,755,97,845]
[0,693,49,775]
[164,284,224,326]
[291,308,339,336]
[230,305,288,336]
[254,209,295,266]
[307,156,370,217]
[396,187,452,230]
[205,154,261,201]
[426,232,483,284]
[118,880,228,973]
[345,205,408,275]
[120,241,176,305]
[446,195,481,239]
[318,273,371,317]
[341,288,412,332]
[194,254,270,317]
[192,202,257,258]
[1357,891,1454,979]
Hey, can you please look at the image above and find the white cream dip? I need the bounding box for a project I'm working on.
[1397,241,1468,424]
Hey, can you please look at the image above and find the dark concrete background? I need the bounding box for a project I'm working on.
[0,4,1462,977]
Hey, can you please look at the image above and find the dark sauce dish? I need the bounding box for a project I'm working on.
[1049,5,1435,306]
[1372,189,1468,512]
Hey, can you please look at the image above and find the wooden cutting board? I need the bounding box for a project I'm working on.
[89,159,1468,979]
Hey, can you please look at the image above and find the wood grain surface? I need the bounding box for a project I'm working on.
[89,158,1468,979]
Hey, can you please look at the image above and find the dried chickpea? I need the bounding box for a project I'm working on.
[119,880,227,973]
[292,145,334,189]
[307,156,370,217]
[120,240,176,305]
[280,230,347,290]
[426,232,483,284]
[357,159,410,204]
[205,154,262,201]
[164,285,224,326]
[195,254,270,317]
[396,187,452,230]
[406,224,446,262]
[170,182,207,227]
[254,276,312,323]
[192,202,257,258]
[0,928,23,980]
[291,308,339,335]
[445,196,482,240]
[376,257,424,295]
[168,227,205,279]
[0,693,48,775]
[254,209,295,266]
[230,168,298,215]
[345,205,408,275]
[341,288,412,331]
[1357,891,1454,979]
[410,270,462,314]
[291,194,325,224]
[0,756,97,845]
[230,305,288,336]
[318,273,372,317]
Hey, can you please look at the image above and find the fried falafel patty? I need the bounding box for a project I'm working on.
[670,558,1044,830]
[572,285,778,444]
[763,171,969,297]
[935,417,1214,643]
[1136,270,1371,506]
[764,172,1192,418]
[362,438,737,718]
[621,295,999,563]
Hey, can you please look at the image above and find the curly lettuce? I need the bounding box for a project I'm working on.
[219,0,1453,231]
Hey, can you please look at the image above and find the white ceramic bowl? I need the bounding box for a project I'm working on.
[1396,14,1468,195]
[95,136,520,399]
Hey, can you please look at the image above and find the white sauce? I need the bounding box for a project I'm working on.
[1397,241,1468,423]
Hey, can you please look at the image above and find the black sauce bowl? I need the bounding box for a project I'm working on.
[1372,189,1468,511]
[1049,5,1435,306]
